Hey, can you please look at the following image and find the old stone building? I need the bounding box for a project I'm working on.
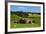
[14,18,34,24]
[22,18,34,24]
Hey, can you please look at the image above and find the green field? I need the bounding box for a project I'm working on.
[10,13,41,28]
[11,23,40,28]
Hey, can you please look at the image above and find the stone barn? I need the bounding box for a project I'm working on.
[14,18,35,24]
[24,18,34,24]
[19,18,34,24]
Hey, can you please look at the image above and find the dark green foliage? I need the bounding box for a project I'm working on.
[11,11,40,17]
[11,11,28,17]
[32,19,35,23]
[19,19,26,24]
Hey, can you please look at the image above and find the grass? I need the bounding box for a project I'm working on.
[10,14,41,28]
[11,23,40,28]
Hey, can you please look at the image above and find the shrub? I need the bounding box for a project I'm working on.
[19,19,26,24]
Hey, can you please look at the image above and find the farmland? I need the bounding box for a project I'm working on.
[10,11,41,28]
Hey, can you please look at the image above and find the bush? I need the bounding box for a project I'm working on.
[19,19,26,24]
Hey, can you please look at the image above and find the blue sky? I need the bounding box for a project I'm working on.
[10,5,41,13]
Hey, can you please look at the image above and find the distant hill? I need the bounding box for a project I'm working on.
[11,11,41,17]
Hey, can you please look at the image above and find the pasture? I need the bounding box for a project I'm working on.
[10,13,41,28]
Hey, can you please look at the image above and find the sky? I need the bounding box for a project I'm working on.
[10,5,41,13]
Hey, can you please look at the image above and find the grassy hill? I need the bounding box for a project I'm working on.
[10,11,41,28]
[11,11,40,17]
